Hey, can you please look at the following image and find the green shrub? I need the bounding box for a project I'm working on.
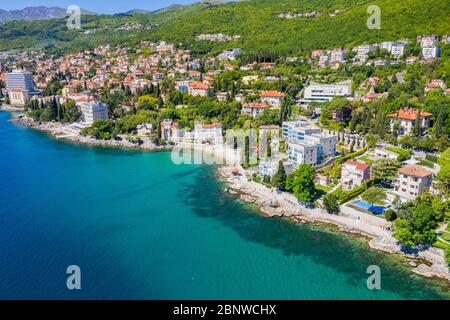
[332,180,375,204]
[384,209,398,221]
[433,240,448,250]
[419,159,435,168]
[425,154,438,163]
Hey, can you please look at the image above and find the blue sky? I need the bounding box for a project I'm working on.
[0,0,197,14]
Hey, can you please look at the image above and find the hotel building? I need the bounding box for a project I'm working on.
[79,100,109,125]
[301,80,352,105]
[283,121,337,166]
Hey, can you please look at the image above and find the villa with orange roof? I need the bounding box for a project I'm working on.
[260,91,285,108]
[188,81,211,97]
[393,165,433,200]
[387,108,433,136]
[341,160,371,190]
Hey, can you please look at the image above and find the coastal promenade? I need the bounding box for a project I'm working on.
[218,165,450,283]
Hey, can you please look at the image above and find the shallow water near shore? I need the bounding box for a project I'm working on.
[0,111,449,299]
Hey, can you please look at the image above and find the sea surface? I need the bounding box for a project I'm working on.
[0,111,449,299]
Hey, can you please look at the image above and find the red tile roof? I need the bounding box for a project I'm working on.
[398,165,432,177]
[387,108,432,120]
[189,81,209,90]
[344,160,370,171]
[260,90,285,97]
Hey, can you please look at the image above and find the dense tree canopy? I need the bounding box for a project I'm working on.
[286,164,317,203]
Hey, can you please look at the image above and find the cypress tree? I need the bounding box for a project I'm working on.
[435,108,444,138]
[414,108,421,136]
[244,136,250,167]
[272,160,287,191]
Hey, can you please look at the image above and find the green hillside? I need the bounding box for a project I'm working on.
[152,0,450,54]
[0,0,449,55]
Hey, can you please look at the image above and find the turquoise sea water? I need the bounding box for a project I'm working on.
[0,111,449,300]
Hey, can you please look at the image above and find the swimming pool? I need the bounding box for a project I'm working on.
[352,200,387,215]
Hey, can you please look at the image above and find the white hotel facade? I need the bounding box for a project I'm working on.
[283,121,337,166]
[300,80,352,105]
[79,100,109,125]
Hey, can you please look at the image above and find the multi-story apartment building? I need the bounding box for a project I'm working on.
[341,160,371,190]
[304,133,338,160]
[422,46,440,60]
[78,100,109,125]
[355,44,377,61]
[387,108,433,136]
[301,80,352,104]
[379,42,406,58]
[6,70,36,106]
[282,121,321,142]
[393,165,433,200]
[6,70,35,92]
[390,43,406,58]
[287,141,319,166]
[283,121,337,166]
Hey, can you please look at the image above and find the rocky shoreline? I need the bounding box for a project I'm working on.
[5,110,450,284]
[8,113,173,152]
[217,165,450,284]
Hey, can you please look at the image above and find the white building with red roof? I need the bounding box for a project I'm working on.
[387,108,433,136]
[188,81,211,97]
[341,160,371,190]
[393,165,433,200]
[260,91,285,108]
